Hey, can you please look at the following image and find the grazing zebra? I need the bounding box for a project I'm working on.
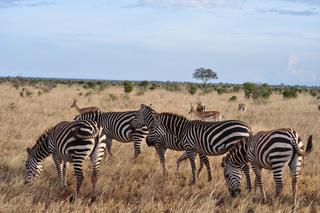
[25,120,106,202]
[146,119,213,181]
[221,129,313,209]
[132,104,252,187]
[74,111,148,159]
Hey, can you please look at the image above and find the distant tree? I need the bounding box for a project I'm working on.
[123,81,133,94]
[192,67,217,92]
[137,80,149,95]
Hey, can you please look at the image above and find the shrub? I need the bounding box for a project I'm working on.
[149,84,157,90]
[123,81,133,94]
[25,90,33,97]
[282,88,298,99]
[252,84,272,102]
[187,84,197,95]
[243,82,256,99]
[165,83,180,92]
[217,87,227,95]
[137,81,148,95]
[37,91,42,96]
[309,90,318,97]
[229,95,237,102]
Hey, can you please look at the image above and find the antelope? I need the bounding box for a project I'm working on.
[238,103,246,113]
[189,104,224,121]
[71,98,100,115]
[195,97,207,113]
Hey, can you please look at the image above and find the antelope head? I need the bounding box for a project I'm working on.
[70,98,77,108]
[195,97,205,113]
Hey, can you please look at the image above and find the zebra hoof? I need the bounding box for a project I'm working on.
[90,196,96,203]
[69,195,75,203]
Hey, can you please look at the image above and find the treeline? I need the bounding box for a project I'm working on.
[1,76,320,102]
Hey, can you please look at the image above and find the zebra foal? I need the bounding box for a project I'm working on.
[221,129,313,209]
[25,120,106,202]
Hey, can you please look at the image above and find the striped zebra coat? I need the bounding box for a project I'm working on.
[221,129,313,209]
[146,121,213,181]
[132,104,252,186]
[74,111,148,159]
[25,120,106,202]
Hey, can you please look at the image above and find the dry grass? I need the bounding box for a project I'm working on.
[0,83,319,213]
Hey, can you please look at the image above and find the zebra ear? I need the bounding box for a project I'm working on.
[26,148,31,155]
[153,112,160,120]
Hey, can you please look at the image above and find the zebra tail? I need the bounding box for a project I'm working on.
[297,135,313,156]
[305,135,313,154]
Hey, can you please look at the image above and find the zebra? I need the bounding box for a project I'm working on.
[146,118,213,182]
[221,129,313,209]
[74,111,148,159]
[132,104,252,188]
[25,120,106,202]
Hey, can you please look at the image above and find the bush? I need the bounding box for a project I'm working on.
[252,84,272,102]
[282,88,298,99]
[243,82,256,99]
[123,81,133,94]
[217,87,227,95]
[187,84,197,95]
[229,95,237,102]
[165,83,180,92]
[149,84,157,90]
[232,86,241,92]
[137,81,148,95]
[309,90,318,97]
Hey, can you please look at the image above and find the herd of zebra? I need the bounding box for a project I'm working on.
[24,102,313,210]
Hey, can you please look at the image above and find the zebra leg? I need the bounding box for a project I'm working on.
[52,153,65,190]
[155,145,167,176]
[186,150,197,185]
[131,136,142,159]
[62,161,68,188]
[175,152,188,177]
[242,163,252,192]
[272,166,283,200]
[289,153,302,210]
[90,141,106,202]
[197,154,212,182]
[252,163,266,202]
[70,160,84,202]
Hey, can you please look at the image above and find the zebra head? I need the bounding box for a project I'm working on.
[132,104,155,129]
[221,156,242,197]
[145,113,166,146]
[25,147,43,185]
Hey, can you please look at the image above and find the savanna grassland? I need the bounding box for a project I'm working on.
[0,82,319,213]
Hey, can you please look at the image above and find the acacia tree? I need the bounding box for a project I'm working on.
[192,67,218,92]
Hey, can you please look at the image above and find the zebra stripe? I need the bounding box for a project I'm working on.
[222,129,313,209]
[133,104,252,187]
[25,120,106,202]
[74,111,148,159]
[146,122,213,181]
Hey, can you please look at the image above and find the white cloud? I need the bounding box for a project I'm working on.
[129,0,243,9]
[288,54,318,82]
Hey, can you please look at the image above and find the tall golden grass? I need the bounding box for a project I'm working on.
[0,83,319,212]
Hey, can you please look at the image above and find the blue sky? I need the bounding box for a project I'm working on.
[0,0,319,86]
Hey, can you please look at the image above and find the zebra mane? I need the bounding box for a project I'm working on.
[73,111,101,121]
[160,112,189,122]
[31,127,52,152]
